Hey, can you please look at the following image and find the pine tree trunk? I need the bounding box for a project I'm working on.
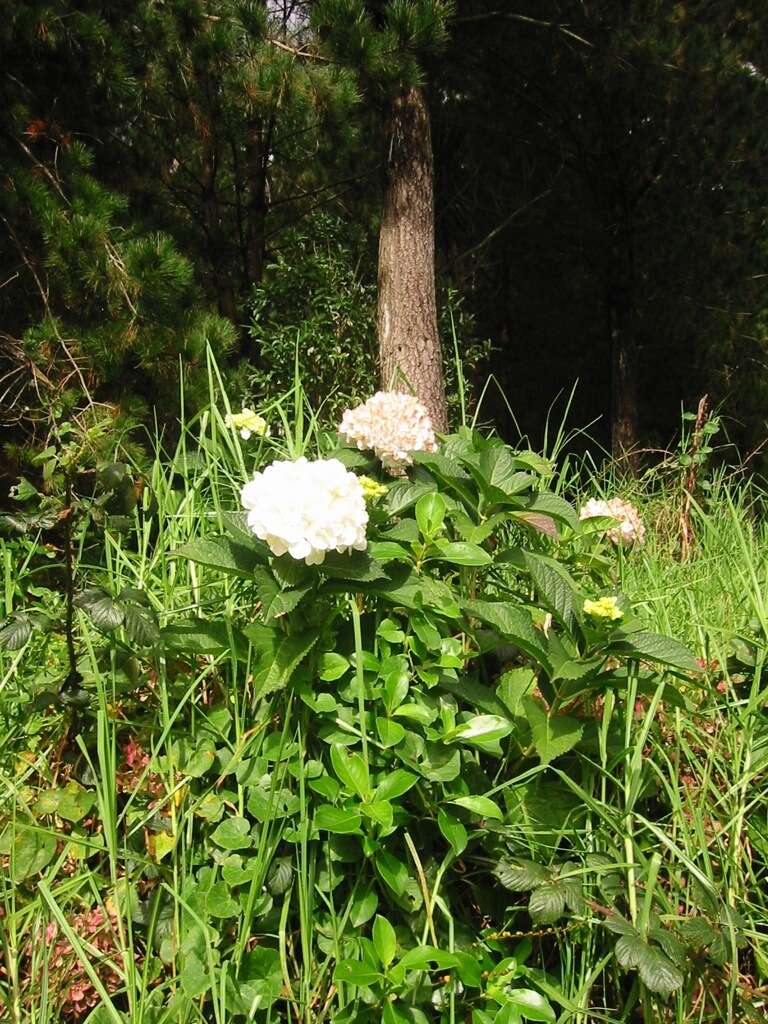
[245,117,268,287]
[378,85,448,432]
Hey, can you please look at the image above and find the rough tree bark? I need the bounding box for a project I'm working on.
[378,85,448,432]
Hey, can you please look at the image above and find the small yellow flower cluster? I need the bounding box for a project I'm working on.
[358,476,388,501]
[225,408,269,440]
[583,596,624,621]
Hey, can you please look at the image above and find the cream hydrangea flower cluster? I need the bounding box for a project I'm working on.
[579,497,646,547]
[339,392,437,475]
[225,408,268,440]
[240,457,368,565]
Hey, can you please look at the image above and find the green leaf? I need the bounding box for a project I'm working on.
[416,492,447,538]
[522,698,583,765]
[184,738,216,778]
[253,567,309,622]
[386,475,436,516]
[377,618,406,643]
[256,630,320,700]
[376,717,406,747]
[317,652,350,681]
[375,769,417,802]
[74,589,124,631]
[162,618,242,657]
[122,601,160,646]
[4,825,57,881]
[463,599,549,667]
[330,744,369,799]
[438,809,468,857]
[0,613,33,650]
[211,817,253,851]
[528,882,566,923]
[677,916,716,949]
[180,952,211,998]
[476,446,534,499]
[520,552,575,628]
[333,960,382,987]
[173,536,266,576]
[152,830,176,862]
[522,492,580,531]
[636,946,684,995]
[372,915,397,968]
[361,799,393,829]
[449,795,503,821]
[429,540,492,566]
[506,989,556,1021]
[614,931,648,969]
[376,850,409,896]
[207,881,239,917]
[321,550,387,582]
[350,887,378,927]
[368,541,412,563]
[494,859,549,891]
[56,782,95,823]
[443,714,513,745]
[611,631,699,672]
[314,806,362,834]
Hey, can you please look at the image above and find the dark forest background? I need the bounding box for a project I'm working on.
[3,0,768,476]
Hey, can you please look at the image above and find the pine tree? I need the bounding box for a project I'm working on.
[313,0,453,430]
[0,2,236,451]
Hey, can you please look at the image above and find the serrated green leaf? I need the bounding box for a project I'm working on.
[637,944,684,995]
[611,631,698,672]
[74,589,124,631]
[522,698,582,765]
[494,859,549,891]
[256,630,319,699]
[0,613,33,650]
[122,601,161,646]
[173,536,266,576]
[462,599,549,666]
[528,882,566,923]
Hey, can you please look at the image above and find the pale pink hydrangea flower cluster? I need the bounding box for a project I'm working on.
[579,497,646,547]
[241,457,368,565]
[338,391,437,475]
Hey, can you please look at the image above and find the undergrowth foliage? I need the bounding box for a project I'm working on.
[0,382,764,1023]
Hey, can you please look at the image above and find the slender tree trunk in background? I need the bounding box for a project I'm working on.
[378,85,448,432]
[200,132,237,323]
[245,117,268,287]
[607,280,639,469]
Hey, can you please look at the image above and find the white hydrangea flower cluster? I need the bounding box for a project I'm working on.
[339,392,437,475]
[240,457,368,565]
[579,497,646,547]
